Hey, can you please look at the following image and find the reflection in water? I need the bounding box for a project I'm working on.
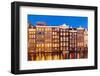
[28,50,88,61]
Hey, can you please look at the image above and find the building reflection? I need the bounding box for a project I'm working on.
[28,22,88,61]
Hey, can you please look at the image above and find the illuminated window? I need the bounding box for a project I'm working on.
[53,32,55,35]
[77,43,79,46]
[42,44,44,47]
[52,44,54,47]
[41,36,44,38]
[33,40,35,43]
[63,33,65,35]
[29,31,32,34]
[37,44,39,47]
[33,32,35,34]
[31,31,33,34]
[32,35,33,38]
[60,43,62,46]
[66,33,68,35]
[66,43,68,46]
[30,35,32,38]
[60,38,62,41]
[70,33,72,35]
[55,44,57,47]
[66,47,68,50]
[39,48,41,51]
[33,35,35,38]
[60,33,62,35]
[39,28,42,31]
[48,44,50,47]
[66,38,68,41]
[29,35,31,38]
[45,28,48,31]
[49,43,52,47]
[64,43,66,46]
[63,38,65,41]
[36,28,39,30]
[47,28,50,31]
[54,32,56,35]
[42,28,44,31]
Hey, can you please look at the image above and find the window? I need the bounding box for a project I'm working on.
[52,44,54,47]
[53,32,55,35]
[38,48,41,51]
[29,31,32,34]
[45,28,47,31]
[36,44,39,47]
[39,28,42,31]
[42,28,44,31]
[33,40,35,43]
[66,47,68,50]
[47,44,50,47]
[66,43,68,46]
[63,43,65,46]
[60,43,62,46]
[66,33,68,35]
[70,33,72,35]
[63,33,65,35]
[60,33,62,35]
[29,35,31,38]
[60,29,62,31]
[60,38,63,41]
[36,28,39,31]
[41,44,44,47]
[33,32,35,34]
[63,38,65,41]
[66,38,68,41]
